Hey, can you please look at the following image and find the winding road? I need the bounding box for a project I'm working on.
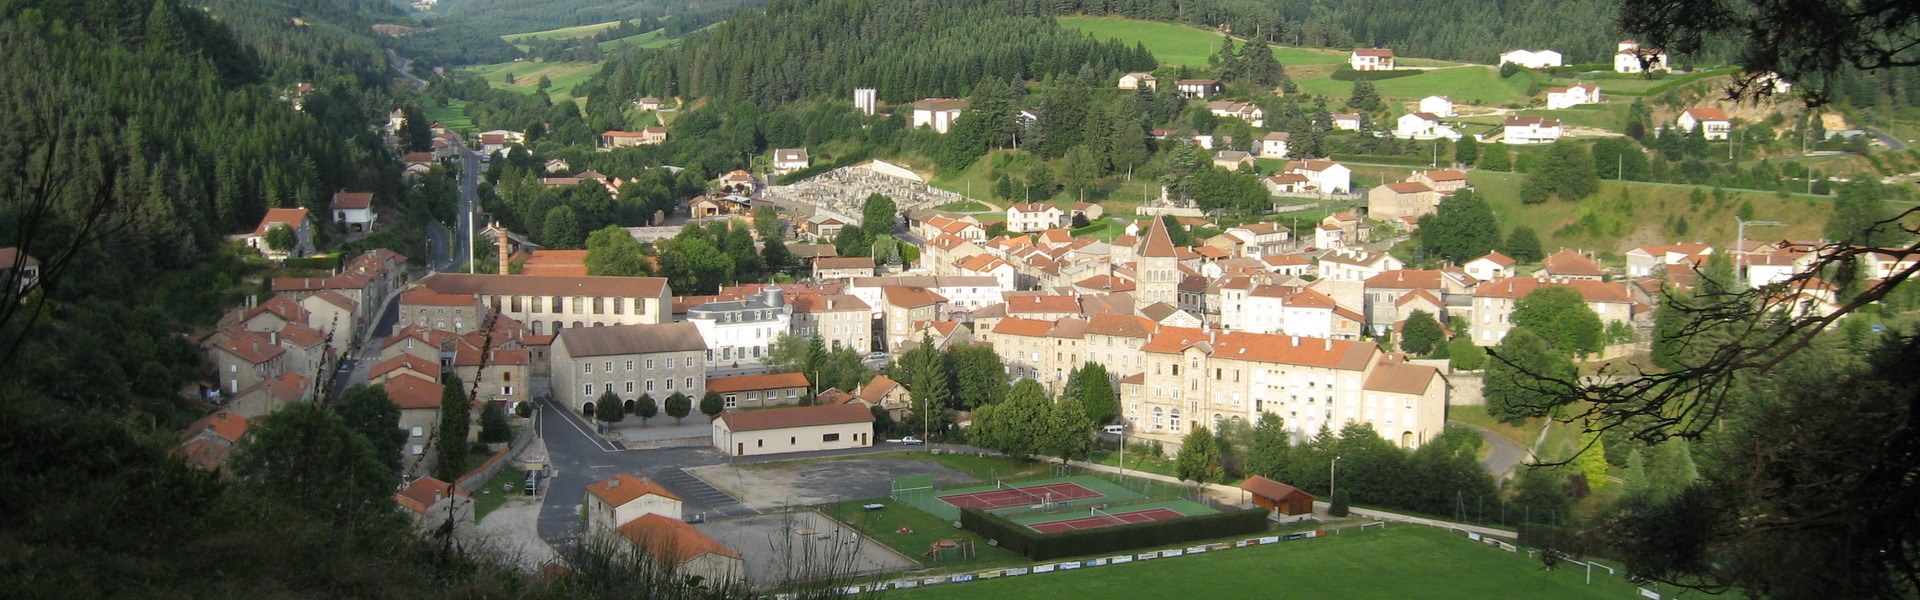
[1449,420,1530,481]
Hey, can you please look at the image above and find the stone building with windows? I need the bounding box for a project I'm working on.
[550,323,707,416]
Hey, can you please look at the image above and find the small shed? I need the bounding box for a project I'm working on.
[1240,475,1315,516]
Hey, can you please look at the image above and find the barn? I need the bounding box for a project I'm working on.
[1240,475,1316,516]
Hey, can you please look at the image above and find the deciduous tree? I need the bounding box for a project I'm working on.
[1176,425,1222,483]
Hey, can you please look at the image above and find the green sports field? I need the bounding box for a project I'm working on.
[892,526,1692,599]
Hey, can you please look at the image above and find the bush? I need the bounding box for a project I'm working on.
[959,506,1269,561]
[1329,490,1351,517]
[281,254,341,270]
[1329,154,1431,168]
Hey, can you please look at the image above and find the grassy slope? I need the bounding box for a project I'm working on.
[1059,17,1507,103]
[893,526,1658,600]
[500,20,621,42]
[455,60,601,103]
[424,100,473,131]
[1461,170,1830,255]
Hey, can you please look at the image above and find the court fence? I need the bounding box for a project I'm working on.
[958,505,1270,561]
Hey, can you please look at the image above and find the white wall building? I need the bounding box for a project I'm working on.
[687,287,792,375]
[712,404,876,457]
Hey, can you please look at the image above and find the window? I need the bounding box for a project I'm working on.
[412,444,424,455]
[410,426,423,437]
[645,358,654,370]
[625,381,634,393]
[685,377,694,389]
[789,437,797,445]
[666,358,675,369]
[625,360,635,371]
[551,297,562,312]
[725,394,738,408]
[665,379,675,391]
[1152,407,1164,429]
[582,384,592,397]
[572,297,584,314]
[583,363,592,374]
[502,386,513,396]
[612,298,624,314]
[603,382,612,393]
[592,297,603,314]
[646,380,655,392]
[823,433,841,442]
[604,361,613,373]
[1170,409,1182,431]
[757,439,763,447]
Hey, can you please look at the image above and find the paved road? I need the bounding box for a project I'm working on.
[324,293,403,404]
[1448,420,1530,481]
[388,49,428,92]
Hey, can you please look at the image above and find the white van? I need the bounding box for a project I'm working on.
[1102,425,1126,435]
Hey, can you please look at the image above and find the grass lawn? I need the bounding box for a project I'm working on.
[893,525,1672,599]
[1059,17,1349,68]
[1462,170,1831,255]
[455,60,602,103]
[820,497,1025,570]
[501,21,621,42]
[424,100,472,132]
[922,451,1053,481]
[470,465,526,521]
[1294,66,1527,104]
[1085,446,1180,479]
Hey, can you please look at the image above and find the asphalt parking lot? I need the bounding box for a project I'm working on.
[688,454,980,510]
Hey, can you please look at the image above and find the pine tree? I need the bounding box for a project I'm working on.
[434,374,472,481]
[1577,429,1609,490]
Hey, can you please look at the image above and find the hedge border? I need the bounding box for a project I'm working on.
[959,506,1269,561]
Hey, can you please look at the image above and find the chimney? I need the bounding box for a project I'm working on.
[1324,338,1332,351]
[607,478,620,489]
[1291,336,1300,347]
[270,331,278,345]
[496,223,510,272]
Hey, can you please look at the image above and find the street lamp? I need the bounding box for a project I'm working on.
[1330,455,1343,500]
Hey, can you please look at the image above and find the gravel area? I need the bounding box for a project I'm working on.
[687,456,979,509]
[695,510,918,587]
[469,495,560,572]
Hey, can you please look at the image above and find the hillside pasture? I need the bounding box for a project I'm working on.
[500,21,621,42]
[1059,17,1350,68]
[454,60,601,103]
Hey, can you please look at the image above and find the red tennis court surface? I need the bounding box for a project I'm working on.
[937,482,1102,510]
[1026,507,1185,533]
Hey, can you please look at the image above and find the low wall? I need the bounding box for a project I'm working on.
[455,415,538,495]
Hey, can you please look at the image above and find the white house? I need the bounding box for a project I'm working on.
[330,191,375,233]
[687,287,792,375]
[1614,40,1669,74]
[1006,202,1066,232]
[911,99,969,134]
[1118,72,1158,90]
[1678,107,1732,140]
[1463,251,1518,281]
[1503,115,1563,144]
[712,404,875,457]
[1176,79,1224,98]
[1546,83,1601,110]
[1213,150,1256,171]
[1206,101,1265,127]
[771,148,810,174]
[1283,160,1353,194]
[1350,48,1395,71]
[1255,131,1291,158]
[1500,49,1563,69]
[1331,113,1362,131]
[1395,112,1460,140]
[584,474,683,536]
[1418,95,1455,118]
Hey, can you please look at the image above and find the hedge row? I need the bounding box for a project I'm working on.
[959,506,1270,561]
[1329,68,1421,82]
[775,147,874,185]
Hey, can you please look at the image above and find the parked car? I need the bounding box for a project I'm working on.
[895,436,925,445]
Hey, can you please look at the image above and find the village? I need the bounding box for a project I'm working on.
[138,33,1916,597]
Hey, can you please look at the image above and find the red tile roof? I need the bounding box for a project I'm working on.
[384,374,446,410]
[706,372,810,393]
[1683,107,1730,121]
[992,317,1055,337]
[371,354,441,381]
[715,403,874,432]
[253,208,309,235]
[1474,277,1634,304]
[1211,332,1377,370]
[617,514,741,564]
[587,473,682,508]
[402,288,477,307]
[1541,248,1604,277]
[1139,217,1178,258]
[1140,326,1210,353]
[395,476,470,515]
[182,409,252,444]
[883,286,948,308]
[1364,269,1446,290]
[1007,294,1080,315]
[330,192,374,210]
[1363,362,1441,395]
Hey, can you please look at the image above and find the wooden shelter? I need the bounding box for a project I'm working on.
[1240,475,1316,516]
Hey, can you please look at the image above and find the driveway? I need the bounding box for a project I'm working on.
[1449,420,1530,480]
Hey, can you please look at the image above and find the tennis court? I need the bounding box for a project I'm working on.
[937,482,1101,510]
[1013,498,1221,533]
[894,474,1160,521]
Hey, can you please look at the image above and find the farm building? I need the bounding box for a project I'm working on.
[1240,475,1315,516]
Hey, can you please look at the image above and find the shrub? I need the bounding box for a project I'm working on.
[1329,490,1351,517]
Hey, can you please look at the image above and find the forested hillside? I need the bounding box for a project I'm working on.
[0,1,655,596]
[597,0,1156,106]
